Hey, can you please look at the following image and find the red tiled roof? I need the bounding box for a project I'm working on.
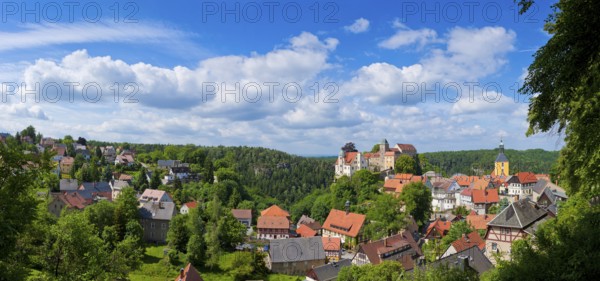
[396,144,416,152]
[450,232,485,252]
[322,236,341,251]
[257,216,290,229]
[472,188,499,204]
[336,151,359,165]
[425,219,452,238]
[384,151,396,156]
[516,172,538,184]
[363,152,381,159]
[471,178,491,190]
[119,174,133,181]
[184,202,198,209]
[174,263,203,281]
[460,187,473,197]
[357,231,421,268]
[322,209,366,238]
[466,213,496,230]
[231,209,252,220]
[394,173,414,180]
[260,205,290,217]
[56,192,89,210]
[296,224,317,237]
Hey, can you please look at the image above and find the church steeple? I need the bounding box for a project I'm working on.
[493,138,509,177]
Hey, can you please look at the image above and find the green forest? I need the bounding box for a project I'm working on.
[420,149,559,176]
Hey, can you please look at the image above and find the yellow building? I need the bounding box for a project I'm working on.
[493,139,509,177]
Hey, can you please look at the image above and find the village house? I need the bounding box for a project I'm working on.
[466,211,496,232]
[505,172,538,197]
[424,219,452,240]
[296,224,318,238]
[231,209,253,235]
[48,191,90,217]
[39,137,55,148]
[306,259,352,281]
[139,199,177,243]
[139,189,173,203]
[110,180,131,200]
[383,173,426,195]
[431,178,461,212]
[297,215,322,234]
[165,166,191,183]
[100,146,116,162]
[409,246,493,276]
[115,150,135,166]
[484,198,549,263]
[257,205,293,239]
[335,150,368,178]
[180,202,198,214]
[266,237,326,275]
[322,203,366,248]
[79,182,113,200]
[441,232,485,258]
[472,188,500,215]
[352,231,422,270]
[174,263,204,281]
[59,156,75,174]
[322,236,342,262]
[531,179,566,202]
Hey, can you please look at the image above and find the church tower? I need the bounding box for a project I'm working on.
[493,138,509,177]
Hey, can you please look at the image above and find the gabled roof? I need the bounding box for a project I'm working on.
[260,205,290,217]
[183,202,198,209]
[425,219,452,238]
[296,224,317,237]
[297,214,316,225]
[231,209,252,220]
[460,187,473,197]
[139,201,176,221]
[80,182,112,193]
[257,216,290,229]
[322,236,341,252]
[471,178,492,190]
[269,237,326,263]
[322,209,366,238]
[357,231,421,269]
[418,246,493,275]
[174,263,203,281]
[466,213,496,230]
[396,143,416,153]
[52,191,90,210]
[336,152,359,165]
[508,172,538,185]
[450,232,485,252]
[487,198,547,229]
[140,189,171,202]
[307,259,352,281]
[472,188,499,204]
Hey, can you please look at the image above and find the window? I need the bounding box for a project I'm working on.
[501,228,511,234]
[151,222,155,229]
[161,223,167,229]
[492,243,497,251]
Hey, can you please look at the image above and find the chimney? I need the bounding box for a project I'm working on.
[345,200,350,214]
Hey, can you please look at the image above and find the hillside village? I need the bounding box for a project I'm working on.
[0,127,574,280]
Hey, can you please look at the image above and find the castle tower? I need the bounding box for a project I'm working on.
[493,138,509,177]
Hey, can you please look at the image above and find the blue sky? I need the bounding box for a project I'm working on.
[0,0,564,155]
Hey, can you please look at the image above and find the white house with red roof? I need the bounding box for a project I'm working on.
[335,150,367,178]
[322,204,366,248]
[506,172,538,197]
[180,201,198,214]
